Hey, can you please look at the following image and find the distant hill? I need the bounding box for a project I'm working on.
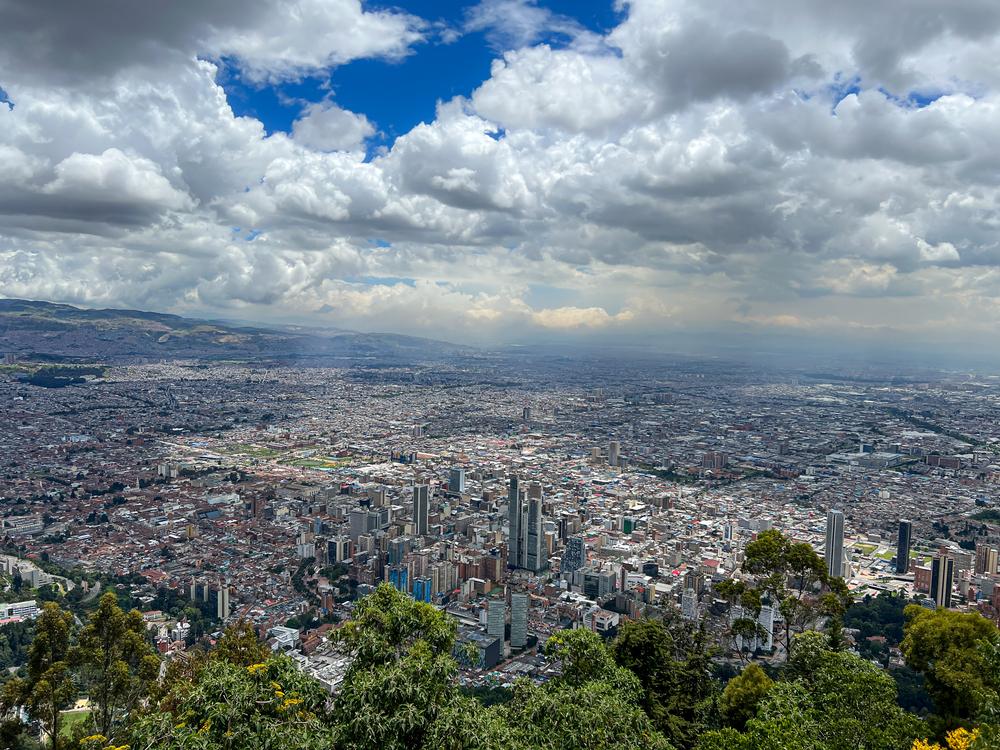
[0,298,470,364]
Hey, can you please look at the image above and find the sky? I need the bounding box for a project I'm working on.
[2,1,1000,358]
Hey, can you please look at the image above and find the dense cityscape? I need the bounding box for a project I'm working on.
[3,349,1000,697]
[5,0,1000,746]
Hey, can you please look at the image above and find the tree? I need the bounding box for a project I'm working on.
[611,615,715,748]
[125,656,335,750]
[734,530,832,659]
[1,603,76,749]
[329,583,467,750]
[707,631,920,750]
[740,682,824,750]
[810,648,922,750]
[211,620,270,667]
[69,591,160,742]
[720,663,773,730]
[506,627,674,750]
[901,606,999,726]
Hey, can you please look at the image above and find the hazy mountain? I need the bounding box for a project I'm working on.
[0,299,470,364]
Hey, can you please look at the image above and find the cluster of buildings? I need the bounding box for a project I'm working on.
[2,357,1000,680]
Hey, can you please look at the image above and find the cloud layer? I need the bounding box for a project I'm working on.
[2,0,1000,350]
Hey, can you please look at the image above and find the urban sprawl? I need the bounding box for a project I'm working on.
[3,355,1000,691]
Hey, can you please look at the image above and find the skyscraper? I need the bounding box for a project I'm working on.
[525,482,545,572]
[608,440,620,467]
[413,484,430,536]
[510,592,528,648]
[413,576,432,603]
[825,509,845,579]
[931,553,954,608]
[562,536,585,575]
[896,520,912,575]
[975,543,999,575]
[507,475,522,569]
[681,588,697,620]
[216,580,230,620]
[487,598,505,639]
[448,467,466,494]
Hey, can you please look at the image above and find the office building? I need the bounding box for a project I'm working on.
[525,482,545,572]
[388,537,410,566]
[562,536,585,575]
[487,598,505,639]
[608,440,620,467]
[510,592,528,648]
[413,484,430,536]
[448,467,466,494]
[507,475,522,569]
[896,520,912,575]
[975,543,999,575]
[681,588,697,620]
[328,536,351,564]
[1,600,38,620]
[216,582,230,620]
[825,509,845,579]
[931,554,954,608]
[388,565,409,594]
[413,576,432,603]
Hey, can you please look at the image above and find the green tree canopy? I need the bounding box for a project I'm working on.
[123,656,335,750]
[70,591,160,742]
[720,663,773,730]
[1,602,76,749]
[901,606,999,726]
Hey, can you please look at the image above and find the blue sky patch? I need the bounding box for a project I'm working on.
[216,1,622,148]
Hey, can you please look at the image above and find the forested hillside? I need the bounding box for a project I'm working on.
[0,584,998,750]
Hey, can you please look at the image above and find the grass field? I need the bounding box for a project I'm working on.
[286,457,353,469]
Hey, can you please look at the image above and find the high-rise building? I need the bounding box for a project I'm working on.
[562,536,585,575]
[510,592,528,648]
[896,520,912,575]
[608,440,620,467]
[412,576,432,603]
[328,536,351,564]
[413,484,430,536]
[216,581,230,620]
[448,467,466,494]
[348,508,368,543]
[931,554,954,608]
[507,476,522,569]
[975,543,999,575]
[522,406,532,421]
[487,598,505,639]
[702,451,729,470]
[388,565,409,593]
[825,509,845,579]
[388,537,410,566]
[525,482,545,572]
[681,588,697,620]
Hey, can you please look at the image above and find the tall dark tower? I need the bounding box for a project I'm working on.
[413,484,429,536]
[507,475,521,569]
[931,553,954,608]
[896,520,912,575]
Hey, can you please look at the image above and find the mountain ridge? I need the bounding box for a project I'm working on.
[0,298,471,363]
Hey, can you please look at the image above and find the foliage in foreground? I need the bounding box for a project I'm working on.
[3,581,1000,750]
